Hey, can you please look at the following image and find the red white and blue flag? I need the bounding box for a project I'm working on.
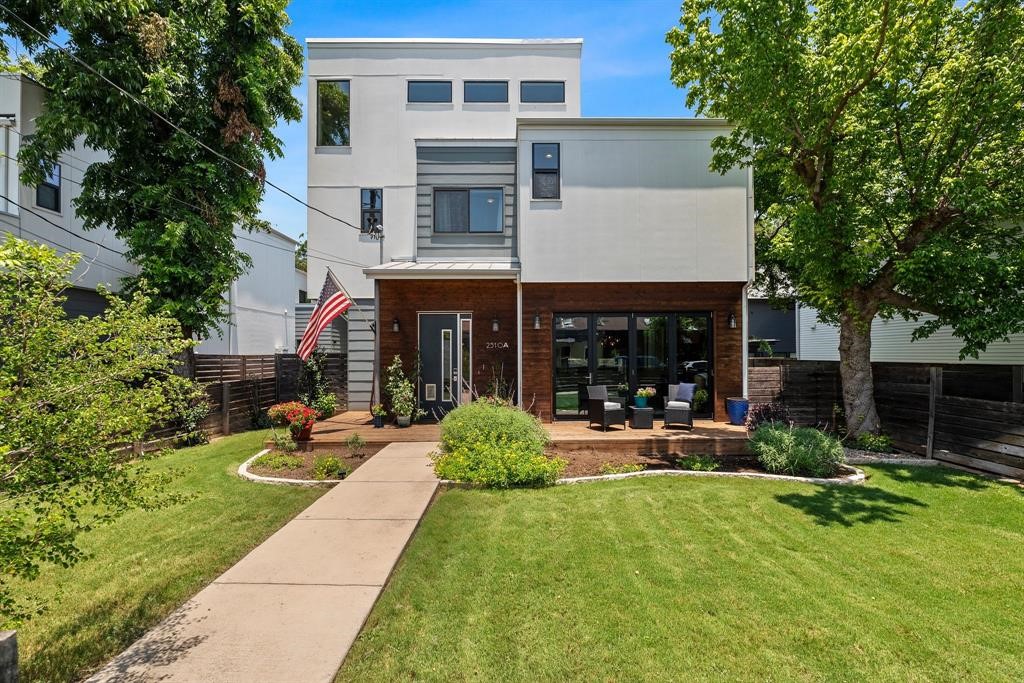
[297,269,352,360]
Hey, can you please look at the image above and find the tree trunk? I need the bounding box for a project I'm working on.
[838,309,881,436]
[176,326,197,379]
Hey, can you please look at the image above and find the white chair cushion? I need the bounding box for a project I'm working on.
[666,400,691,409]
[604,402,621,410]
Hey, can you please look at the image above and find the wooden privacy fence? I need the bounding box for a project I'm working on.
[194,353,348,438]
[749,359,1024,478]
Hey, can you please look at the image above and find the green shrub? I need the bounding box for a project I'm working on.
[750,425,845,478]
[312,455,349,480]
[598,463,645,475]
[852,432,893,453]
[433,401,562,487]
[272,432,298,453]
[313,393,338,419]
[677,454,720,471]
[253,452,303,471]
[345,433,366,458]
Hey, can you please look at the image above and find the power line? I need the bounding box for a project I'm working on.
[0,4,367,236]
[0,189,125,256]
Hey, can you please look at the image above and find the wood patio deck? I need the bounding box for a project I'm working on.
[309,411,750,457]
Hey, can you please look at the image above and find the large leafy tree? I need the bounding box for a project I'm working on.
[1,0,303,371]
[668,0,1024,435]
[0,236,193,622]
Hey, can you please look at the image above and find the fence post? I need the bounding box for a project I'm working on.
[221,382,231,436]
[274,354,281,402]
[0,630,17,683]
[241,355,248,380]
[926,366,941,459]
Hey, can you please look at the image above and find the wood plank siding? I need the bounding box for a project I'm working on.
[521,282,746,422]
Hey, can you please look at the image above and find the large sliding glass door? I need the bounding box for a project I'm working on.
[553,312,714,420]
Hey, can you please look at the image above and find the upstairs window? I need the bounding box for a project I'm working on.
[361,188,383,234]
[317,80,350,146]
[520,81,565,103]
[434,188,503,233]
[408,81,452,103]
[532,143,560,199]
[36,163,61,212]
[464,81,508,103]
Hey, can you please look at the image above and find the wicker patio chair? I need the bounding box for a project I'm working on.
[587,385,626,431]
[664,383,695,429]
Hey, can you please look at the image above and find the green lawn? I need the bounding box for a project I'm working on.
[339,465,1024,682]
[11,431,324,683]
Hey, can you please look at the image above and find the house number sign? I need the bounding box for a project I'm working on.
[486,341,510,350]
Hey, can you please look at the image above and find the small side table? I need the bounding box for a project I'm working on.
[628,406,654,429]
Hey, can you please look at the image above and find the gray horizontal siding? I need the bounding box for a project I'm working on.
[416,146,516,259]
[295,303,346,353]
[346,298,376,410]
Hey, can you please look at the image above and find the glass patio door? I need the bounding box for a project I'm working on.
[553,315,589,417]
[636,315,670,411]
[594,316,629,408]
[676,314,712,416]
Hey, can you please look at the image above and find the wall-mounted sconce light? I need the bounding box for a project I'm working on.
[492,318,500,333]
[392,318,400,333]
[727,312,737,329]
[533,313,541,330]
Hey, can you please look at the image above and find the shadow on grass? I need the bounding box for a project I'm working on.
[776,485,927,527]
[878,464,995,491]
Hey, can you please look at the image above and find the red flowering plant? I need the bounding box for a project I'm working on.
[267,401,318,438]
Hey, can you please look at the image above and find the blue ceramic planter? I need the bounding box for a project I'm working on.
[634,396,649,409]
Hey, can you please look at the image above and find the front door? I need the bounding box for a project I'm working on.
[419,313,469,418]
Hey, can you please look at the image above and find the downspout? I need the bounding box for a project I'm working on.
[516,278,523,407]
[744,164,755,397]
[742,284,749,397]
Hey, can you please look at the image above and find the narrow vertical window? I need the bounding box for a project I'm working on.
[361,188,382,234]
[317,80,350,146]
[441,329,453,402]
[36,163,61,212]
[532,143,560,199]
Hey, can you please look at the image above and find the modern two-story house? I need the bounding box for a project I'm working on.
[306,38,754,421]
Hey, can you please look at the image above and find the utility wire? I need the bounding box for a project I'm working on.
[0,4,367,235]
[0,190,125,256]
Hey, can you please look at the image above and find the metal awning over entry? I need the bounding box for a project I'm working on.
[364,260,520,279]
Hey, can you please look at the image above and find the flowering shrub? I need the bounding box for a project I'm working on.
[635,386,657,398]
[267,401,317,436]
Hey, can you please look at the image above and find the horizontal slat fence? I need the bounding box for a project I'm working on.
[748,359,1024,478]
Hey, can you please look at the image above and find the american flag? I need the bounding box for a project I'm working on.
[297,269,352,360]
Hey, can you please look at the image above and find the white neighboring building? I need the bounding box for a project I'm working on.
[1,73,136,315]
[196,227,307,355]
[797,304,1024,364]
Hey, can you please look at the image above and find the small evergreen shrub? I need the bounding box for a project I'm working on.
[852,432,893,453]
[312,455,349,480]
[750,425,845,478]
[253,452,304,471]
[599,462,646,475]
[433,401,563,487]
[677,454,720,471]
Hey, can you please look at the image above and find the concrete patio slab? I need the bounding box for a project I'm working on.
[217,518,419,586]
[297,481,437,520]
[88,441,439,683]
[86,583,379,683]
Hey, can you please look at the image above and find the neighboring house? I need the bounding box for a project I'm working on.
[0,73,136,315]
[797,304,1024,364]
[196,227,307,355]
[748,294,797,357]
[306,38,754,420]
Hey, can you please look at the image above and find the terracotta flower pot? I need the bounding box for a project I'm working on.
[292,423,314,441]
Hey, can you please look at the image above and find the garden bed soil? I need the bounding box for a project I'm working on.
[553,450,766,478]
[248,450,371,480]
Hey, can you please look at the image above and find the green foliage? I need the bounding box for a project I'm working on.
[433,401,563,488]
[312,393,337,419]
[692,388,709,412]
[271,432,297,453]
[385,355,421,419]
[317,80,350,146]
[677,454,720,471]
[1,1,304,341]
[371,403,386,417]
[0,236,195,621]
[853,432,894,453]
[636,386,657,399]
[668,0,1024,434]
[166,381,211,446]
[312,455,349,481]
[252,452,303,471]
[345,433,366,458]
[297,349,331,408]
[750,425,846,478]
[599,463,646,475]
[294,233,307,272]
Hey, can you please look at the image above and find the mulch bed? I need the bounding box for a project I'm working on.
[249,450,371,480]
[553,450,764,478]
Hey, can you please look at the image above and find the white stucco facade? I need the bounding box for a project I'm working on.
[306,38,583,299]
[0,74,136,294]
[197,228,306,355]
[797,304,1024,364]
[517,119,753,284]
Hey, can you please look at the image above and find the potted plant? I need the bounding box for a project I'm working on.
[371,403,386,428]
[392,380,416,427]
[268,401,318,442]
[635,386,656,409]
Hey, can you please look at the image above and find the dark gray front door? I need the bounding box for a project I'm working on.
[419,313,460,417]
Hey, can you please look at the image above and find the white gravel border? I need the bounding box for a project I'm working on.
[237,449,342,487]
[556,465,866,486]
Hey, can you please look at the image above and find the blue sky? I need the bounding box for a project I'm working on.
[261,0,692,239]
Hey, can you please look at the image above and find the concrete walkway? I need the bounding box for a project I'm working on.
[87,442,439,683]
